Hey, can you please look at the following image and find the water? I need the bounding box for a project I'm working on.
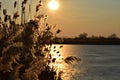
[52,44,120,80]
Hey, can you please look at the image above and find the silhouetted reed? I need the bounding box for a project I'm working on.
[0,0,78,80]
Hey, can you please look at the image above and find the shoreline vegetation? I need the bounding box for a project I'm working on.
[56,33,120,45]
[0,0,78,80]
[57,38,120,45]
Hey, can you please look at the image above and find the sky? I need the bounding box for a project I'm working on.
[1,0,120,37]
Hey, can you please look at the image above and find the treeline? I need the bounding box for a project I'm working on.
[74,33,120,40]
[61,33,120,45]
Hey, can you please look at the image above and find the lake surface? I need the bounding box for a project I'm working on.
[52,44,120,80]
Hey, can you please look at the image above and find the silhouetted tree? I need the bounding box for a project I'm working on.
[108,33,117,39]
[78,33,88,39]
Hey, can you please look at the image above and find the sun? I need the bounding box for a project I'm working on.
[48,0,59,10]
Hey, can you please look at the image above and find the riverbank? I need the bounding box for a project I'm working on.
[56,38,120,45]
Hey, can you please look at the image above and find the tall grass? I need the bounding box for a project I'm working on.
[0,0,78,80]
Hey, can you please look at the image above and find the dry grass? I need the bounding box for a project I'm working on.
[0,0,78,80]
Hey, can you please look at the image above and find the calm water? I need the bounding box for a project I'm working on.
[52,44,120,80]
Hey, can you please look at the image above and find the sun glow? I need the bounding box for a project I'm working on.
[48,0,59,10]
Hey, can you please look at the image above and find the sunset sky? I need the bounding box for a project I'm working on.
[1,0,120,37]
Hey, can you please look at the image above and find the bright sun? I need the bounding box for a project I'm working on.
[48,0,59,10]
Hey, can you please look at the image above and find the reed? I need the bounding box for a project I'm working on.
[0,0,78,80]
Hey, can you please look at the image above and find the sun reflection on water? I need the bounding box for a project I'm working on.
[49,45,120,80]
[50,44,82,80]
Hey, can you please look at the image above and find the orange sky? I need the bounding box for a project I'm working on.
[1,0,120,37]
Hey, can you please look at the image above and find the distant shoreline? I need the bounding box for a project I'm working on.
[55,39,120,45]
